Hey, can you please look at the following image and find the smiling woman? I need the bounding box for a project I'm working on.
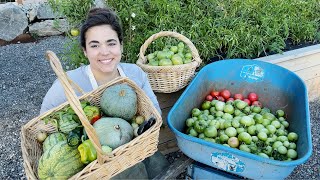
[40,6,169,179]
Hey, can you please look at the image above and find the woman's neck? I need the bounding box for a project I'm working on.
[90,65,120,86]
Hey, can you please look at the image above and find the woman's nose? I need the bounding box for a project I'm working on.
[100,45,109,55]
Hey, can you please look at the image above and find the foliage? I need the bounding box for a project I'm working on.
[49,0,320,68]
[48,0,93,68]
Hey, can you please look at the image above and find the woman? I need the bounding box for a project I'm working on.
[41,7,168,179]
[40,8,161,114]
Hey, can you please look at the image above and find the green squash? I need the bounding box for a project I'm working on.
[100,84,137,121]
[38,141,84,180]
[93,117,133,149]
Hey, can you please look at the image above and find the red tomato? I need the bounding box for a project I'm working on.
[217,96,225,102]
[226,97,234,102]
[220,89,231,100]
[243,98,251,105]
[206,95,213,101]
[234,93,244,100]
[252,101,262,108]
[210,91,220,97]
[248,92,259,102]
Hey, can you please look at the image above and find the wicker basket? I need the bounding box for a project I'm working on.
[136,31,202,93]
[21,51,162,179]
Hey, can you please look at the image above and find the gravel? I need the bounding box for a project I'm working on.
[0,36,319,179]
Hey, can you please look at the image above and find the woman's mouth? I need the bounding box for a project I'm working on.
[99,59,112,64]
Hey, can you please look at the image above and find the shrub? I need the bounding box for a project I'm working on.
[49,0,320,69]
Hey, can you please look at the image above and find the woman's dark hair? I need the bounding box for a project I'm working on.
[80,7,123,49]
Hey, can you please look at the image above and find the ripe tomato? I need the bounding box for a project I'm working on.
[220,89,231,100]
[210,90,220,97]
[243,98,251,105]
[217,96,225,102]
[226,97,234,102]
[205,94,213,101]
[248,92,258,102]
[252,100,262,108]
[233,93,244,100]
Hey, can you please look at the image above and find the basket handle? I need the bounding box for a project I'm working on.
[138,31,201,66]
[45,51,105,164]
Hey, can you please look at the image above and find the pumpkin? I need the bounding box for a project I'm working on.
[38,141,84,179]
[42,132,67,152]
[93,117,133,149]
[100,84,137,121]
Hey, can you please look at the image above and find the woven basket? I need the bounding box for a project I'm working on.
[21,51,162,179]
[136,31,202,93]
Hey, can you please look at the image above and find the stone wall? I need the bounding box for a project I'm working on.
[0,0,105,43]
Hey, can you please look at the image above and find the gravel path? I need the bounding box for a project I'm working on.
[0,36,319,179]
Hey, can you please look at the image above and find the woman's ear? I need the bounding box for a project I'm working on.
[83,48,87,57]
[120,43,124,54]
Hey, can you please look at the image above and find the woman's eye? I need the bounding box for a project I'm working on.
[108,43,116,46]
[90,44,98,48]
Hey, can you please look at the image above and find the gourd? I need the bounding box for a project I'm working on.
[100,84,137,121]
[42,132,67,152]
[38,141,84,179]
[93,117,133,149]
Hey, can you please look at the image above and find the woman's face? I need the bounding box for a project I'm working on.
[83,24,122,74]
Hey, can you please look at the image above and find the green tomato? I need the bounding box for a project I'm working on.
[258,153,269,159]
[225,127,237,137]
[282,121,289,128]
[262,118,271,127]
[287,149,298,159]
[276,109,285,117]
[289,142,297,149]
[257,132,268,141]
[231,119,240,128]
[192,108,201,117]
[170,46,178,53]
[204,126,218,138]
[215,111,224,117]
[235,100,247,109]
[189,128,198,137]
[219,134,229,143]
[222,113,233,121]
[287,132,298,142]
[277,135,288,142]
[202,101,211,110]
[239,144,251,153]
[247,125,257,135]
[223,104,234,114]
[236,127,245,134]
[215,101,225,111]
[209,120,220,129]
[266,125,277,134]
[272,141,283,149]
[277,145,287,155]
[171,54,184,65]
[252,106,262,113]
[178,42,185,49]
[271,120,281,129]
[263,145,273,156]
[238,132,252,144]
[240,116,253,127]
[198,133,205,139]
[223,120,232,129]
[204,137,216,143]
[194,120,207,133]
[254,114,264,124]
[185,118,195,127]
[252,136,258,142]
[234,109,242,116]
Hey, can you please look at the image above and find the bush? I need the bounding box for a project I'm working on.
[49,0,320,69]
